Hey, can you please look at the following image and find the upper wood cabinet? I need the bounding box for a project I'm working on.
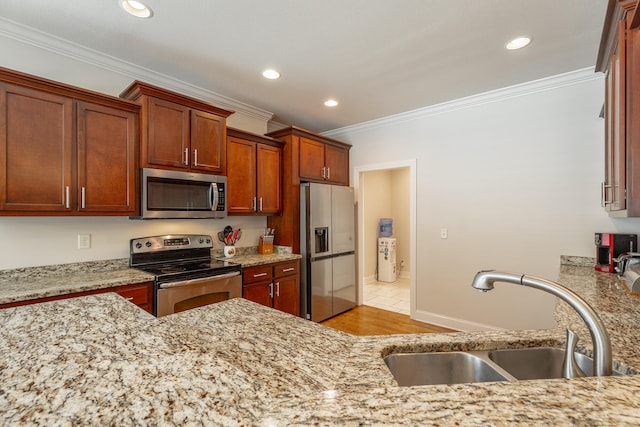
[299,136,349,184]
[226,128,283,215]
[120,81,233,175]
[0,67,139,216]
[596,0,640,216]
[265,126,351,252]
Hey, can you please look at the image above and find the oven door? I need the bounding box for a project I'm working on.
[156,271,241,317]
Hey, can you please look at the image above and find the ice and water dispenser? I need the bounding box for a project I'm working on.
[315,227,329,254]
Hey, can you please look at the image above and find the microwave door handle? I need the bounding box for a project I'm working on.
[210,183,218,211]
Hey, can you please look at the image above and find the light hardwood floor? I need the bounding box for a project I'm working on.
[320,305,456,335]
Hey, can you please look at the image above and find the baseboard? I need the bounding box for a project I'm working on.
[363,275,377,285]
[412,308,505,332]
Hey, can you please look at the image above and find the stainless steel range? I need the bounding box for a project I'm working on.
[130,234,242,317]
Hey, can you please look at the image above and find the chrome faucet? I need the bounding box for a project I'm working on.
[471,270,612,378]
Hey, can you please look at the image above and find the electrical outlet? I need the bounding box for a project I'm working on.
[400,259,405,268]
[440,228,448,239]
[78,234,91,249]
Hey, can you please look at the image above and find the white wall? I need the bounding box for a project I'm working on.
[330,71,640,331]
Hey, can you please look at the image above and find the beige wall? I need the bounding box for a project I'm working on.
[361,168,411,282]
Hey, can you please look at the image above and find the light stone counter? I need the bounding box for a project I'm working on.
[2,260,640,425]
[0,259,154,305]
[0,250,299,306]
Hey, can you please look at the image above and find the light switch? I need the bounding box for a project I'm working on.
[78,234,91,249]
[440,228,448,239]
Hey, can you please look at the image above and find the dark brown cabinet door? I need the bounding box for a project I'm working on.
[299,137,325,181]
[0,83,73,212]
[324,144,349,185]
[77,101,137,213]
[190,110,226,174]
[257,144,281,214]
[227,136,257,213]
[273,274,299,316]
[227,130,282,215]
[242,281,273,307]
[146,97,190,168]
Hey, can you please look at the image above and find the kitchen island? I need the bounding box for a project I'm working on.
[1,261,640,425]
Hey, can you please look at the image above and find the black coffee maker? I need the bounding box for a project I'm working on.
[595,233,638,272]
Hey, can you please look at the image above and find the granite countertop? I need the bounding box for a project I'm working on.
[2,261,640,425]
[0,259,154,305]
[0,251,301,305]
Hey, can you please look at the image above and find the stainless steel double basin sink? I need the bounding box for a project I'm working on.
[384,347,622,386]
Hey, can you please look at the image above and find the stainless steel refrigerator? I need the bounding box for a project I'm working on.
[300,182,356,322]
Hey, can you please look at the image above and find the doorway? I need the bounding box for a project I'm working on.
[354,160,416,317]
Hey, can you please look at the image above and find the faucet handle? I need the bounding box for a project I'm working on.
[562,329,586,379]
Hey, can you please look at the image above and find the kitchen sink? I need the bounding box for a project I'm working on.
[488,347,622,380]
[384,347,624,386]
[383,351,512,386]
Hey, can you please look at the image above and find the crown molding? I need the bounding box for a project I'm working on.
[0,17,274,122]
[323,67,603,138]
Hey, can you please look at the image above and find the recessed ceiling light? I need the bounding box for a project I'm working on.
[324,99,339,107]
[120,0,153,18]
[262,69,280,80]
[505,36,532,50]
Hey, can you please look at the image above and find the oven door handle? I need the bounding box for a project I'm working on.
[158,271,240,289]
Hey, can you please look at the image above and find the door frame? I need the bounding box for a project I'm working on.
[353,159,417,317]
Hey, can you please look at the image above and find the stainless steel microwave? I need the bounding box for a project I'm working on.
[136,168,226,219]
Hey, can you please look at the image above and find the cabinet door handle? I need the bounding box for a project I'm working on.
[125,297,134,301]
[269,282,274,299]
[259,197,263,212]
[81,187,86,209]
[327,167,331,180]
[65,186,70,209]
[322,166,326,179]
[602,182,613,206]
[252,196,257,212]
[183,148,189,166]
[282,267,295,273]
[193,149,198,166]
[253,272,268,278]
[275,281,280,297]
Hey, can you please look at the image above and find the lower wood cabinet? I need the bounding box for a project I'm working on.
[0,281,153,314]
[242,260,300,316]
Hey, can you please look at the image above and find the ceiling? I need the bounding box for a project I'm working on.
[0,0,609,133]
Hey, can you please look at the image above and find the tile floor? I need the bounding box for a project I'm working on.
[363,276,410,315]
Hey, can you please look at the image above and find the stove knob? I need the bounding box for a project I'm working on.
[199,238,204,244]
[206,238,211,244]
[145,241,152,248]
[135,242,142,249]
